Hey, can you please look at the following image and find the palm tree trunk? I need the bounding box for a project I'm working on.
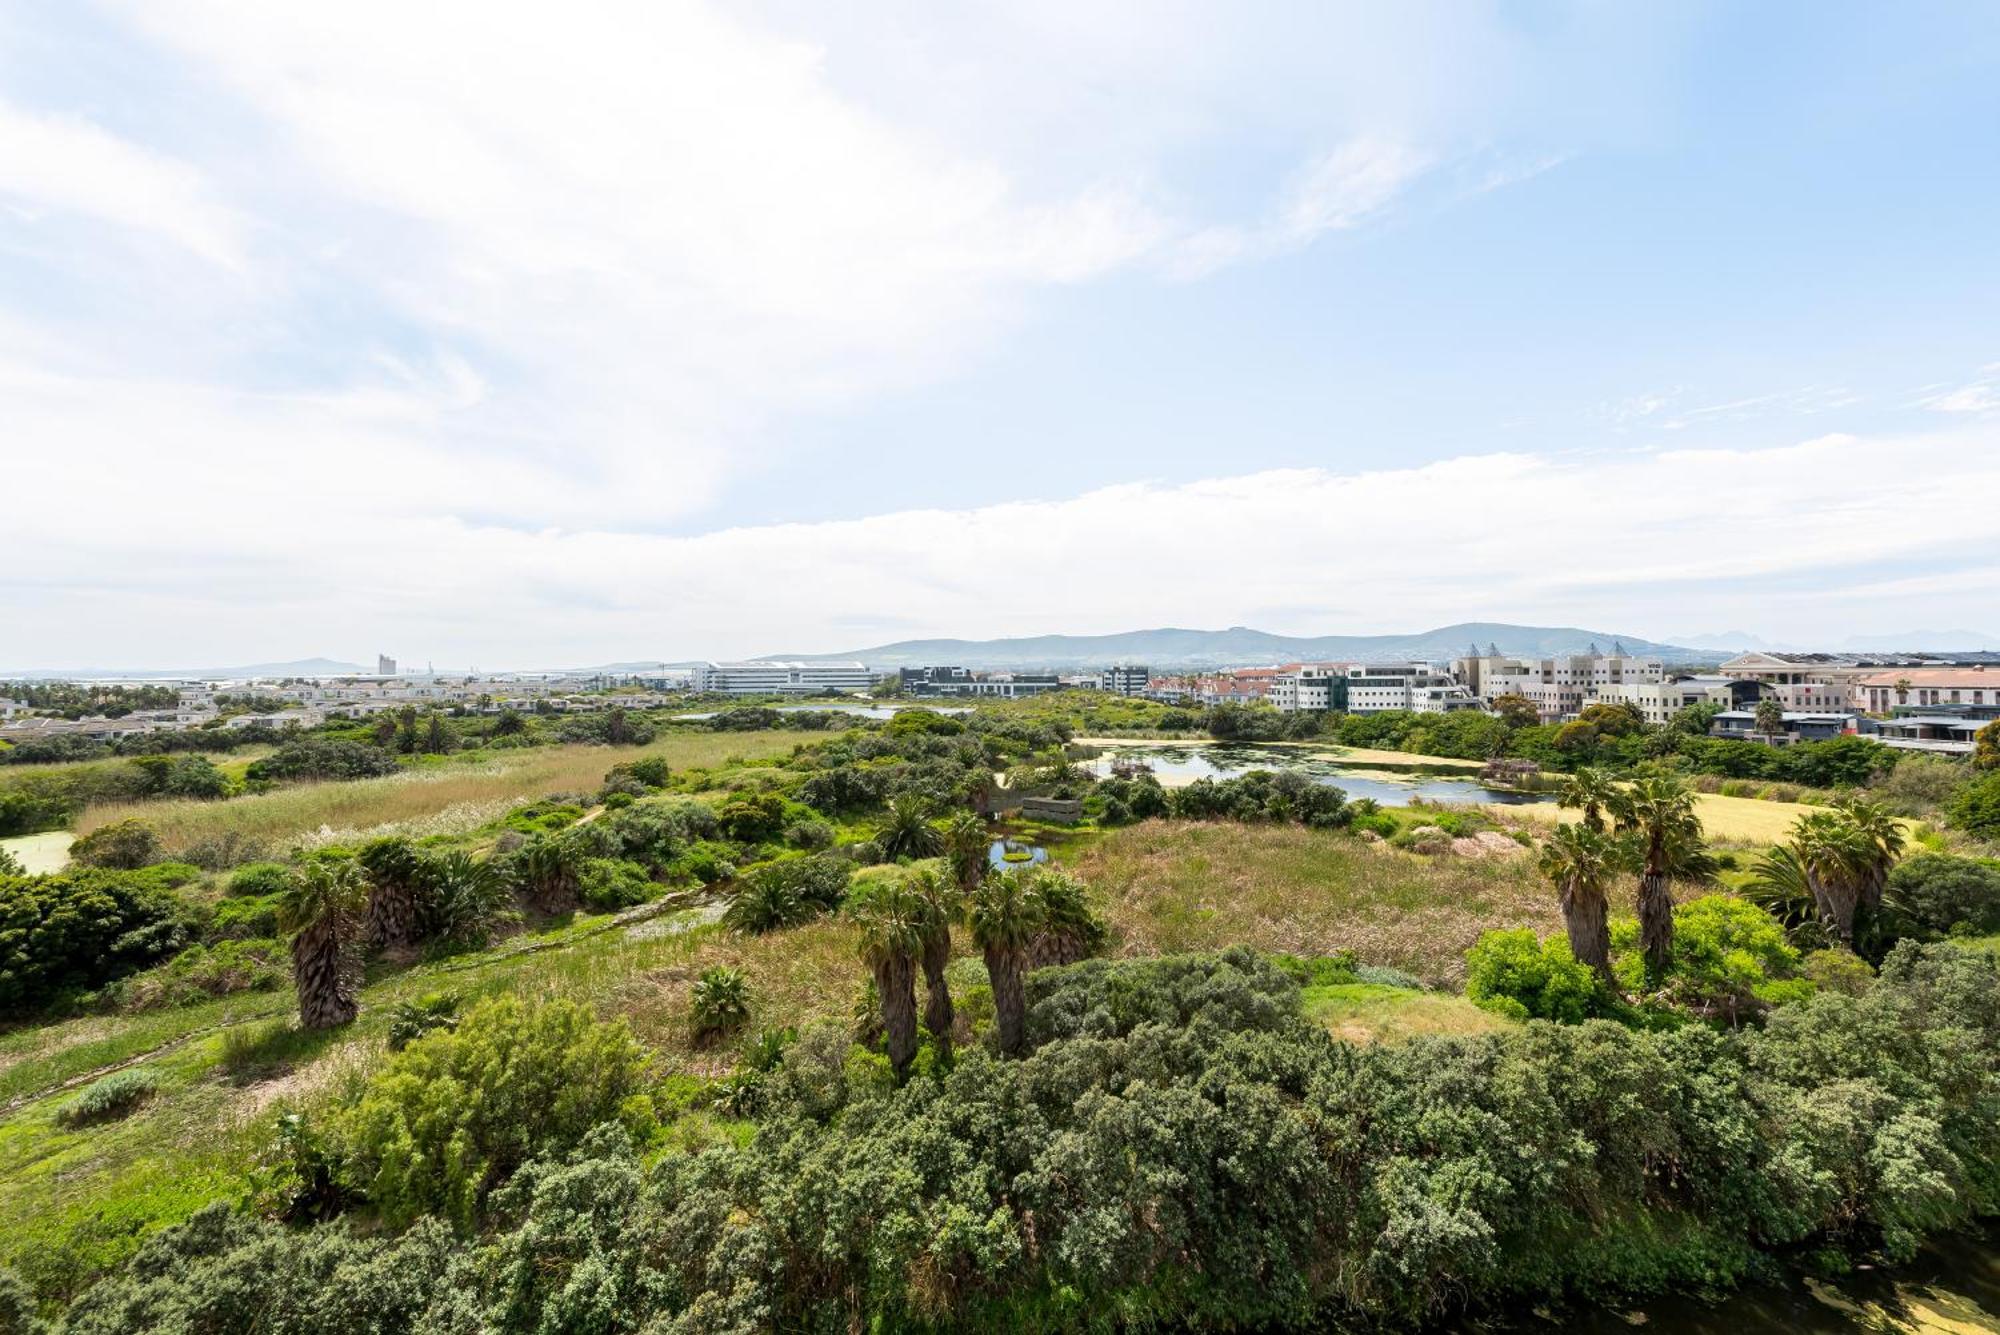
[874,954,918,1079]
[920,928,954,1052]
[366,882,416,949]
[293,918,357,1029]
[1813,873,1858,944]
[985,943,1027,1055]
[1637,867,1675,977]
[1560,879,1613,983]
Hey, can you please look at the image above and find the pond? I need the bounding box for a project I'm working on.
[1080,742,1553,809]
[986,837,1048,870]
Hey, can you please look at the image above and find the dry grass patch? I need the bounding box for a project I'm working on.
[1492,790,1868,847]
[1302,983,1514,1044]
[75,731,821,858]
[1071,821,1560,987]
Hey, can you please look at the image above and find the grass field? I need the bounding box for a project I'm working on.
[1301,982,1514,1043]
[72,732,822,859]
[1070,820,1559,986]
[1491,790,1898,847]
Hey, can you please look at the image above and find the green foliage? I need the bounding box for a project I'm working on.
[55,1069,158,1128]
[1632,895,1802,1022]
[0,846,21,879]
[723,853,852,933]
[1884,853,2000,936]
[691,965,752,1041]
[245,738,400,783]
[385,993,460,1051]
[577,857,654,913]
[225,861,293,897]
[1166,769,1350,826]
[875,794,944,859]
[68,819,162,870]
[106,937,287,1011]
[335,996,651,1229]
[0,864,198,1013]
[1465,928,1607,1022]
[1946,771,2000,840]
[717,791,789,844]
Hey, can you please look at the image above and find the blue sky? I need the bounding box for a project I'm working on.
[2,2,1998,667]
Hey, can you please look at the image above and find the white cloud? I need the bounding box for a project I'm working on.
[1919,365,2000,414]
[5,352,1996,667]
[1278,138,1434,241]
[0,100,246,268]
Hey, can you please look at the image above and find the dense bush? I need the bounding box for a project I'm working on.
[225,862,293,898]
[334,996,652,1229]
[60,942,2000,1332]
[68,820,163,870]
[1947,772,2000,841]
[577,857,655,913]
[245,739,400,784]
[1616,895,1803,1023]
[1885,853,2000,935]
[1166,770,1349,827]
[1465,927,1606,1022]
[55,1069,159,1128]
[0,864,200,1013]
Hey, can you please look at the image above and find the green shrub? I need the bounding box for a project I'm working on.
[57,1069,158,1127]
[246,739,399,783]
[578,857,654,913]
[1465,928,1605,1022]
[1613,896,1802,1023]
[107,938,287,1011]
[335,996,651,1229]
[691,965,752,1041]
[677,843,736,886]
[385,993,460,1051]
[209,893,281,941]
[1885,853,2000,935]
[226,862,294,898]
[1946,771,2000,840]
[0,866,199,1013]
[69,819,162,870]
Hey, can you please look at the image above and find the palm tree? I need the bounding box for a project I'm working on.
[1743,842,1818,934]
[1791,809,1874,945]
[512,834,584,914]
[417,850,515,951]
[1754,696,1786,741]
[877,796,943,861]
[909,866,960,1053]
[357,836,423,949]
[1023,867,1106,968]
[847,875,927,1079]
[941,811,991,894]
[1893,677,1912,708]
[967,869,1042,1056]
[1611,775,1706,977]
[1833,796,1906,918]
[1556,767,1618,833]
[1535,823,1621,982]
[278,860,366,1029]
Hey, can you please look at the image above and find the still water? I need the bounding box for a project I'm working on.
[674,703,970,721]
[1080,742,1553,809]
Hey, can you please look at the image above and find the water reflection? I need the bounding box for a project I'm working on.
[1082,743,1553,809]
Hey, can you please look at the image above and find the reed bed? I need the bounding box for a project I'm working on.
[72,732,820,859]
[1073,820,1561,987]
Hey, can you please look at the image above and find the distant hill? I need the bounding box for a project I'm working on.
[1840,630,2000,653]
[764,623,1708,671]
[1,657,367,680]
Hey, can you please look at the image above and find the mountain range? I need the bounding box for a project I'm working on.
[763,622,1713,671]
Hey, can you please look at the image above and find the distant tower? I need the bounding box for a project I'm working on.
[377,654,397,676]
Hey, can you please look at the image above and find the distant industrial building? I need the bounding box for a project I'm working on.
[377,654,397,676]
[1272,663,1479,714]
[692,660,879,695]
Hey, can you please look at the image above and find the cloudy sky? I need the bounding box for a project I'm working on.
[3,2,1998,668]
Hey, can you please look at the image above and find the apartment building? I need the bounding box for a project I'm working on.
[1455,643,1665,720]
[1856,667,2000,715]
[691,660,879,695]
[899,666,1062,698]
[1585,675,1739,727]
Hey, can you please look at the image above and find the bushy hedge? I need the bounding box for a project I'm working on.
[245,739,400,784]
[0,864,200,1013]
[52,943,2000,1332]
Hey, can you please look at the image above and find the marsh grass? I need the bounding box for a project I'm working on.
[1073,820,1561,986]
[73,732,821,858]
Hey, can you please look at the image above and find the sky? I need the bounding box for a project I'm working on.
[2,1,1999,669]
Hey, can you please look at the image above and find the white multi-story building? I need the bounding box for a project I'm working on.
[1098,665,1150,696]
[1455,643,1665,721]
[691,660,879,695]
[1272,663,1479,714]
[1585,676,1736,727]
